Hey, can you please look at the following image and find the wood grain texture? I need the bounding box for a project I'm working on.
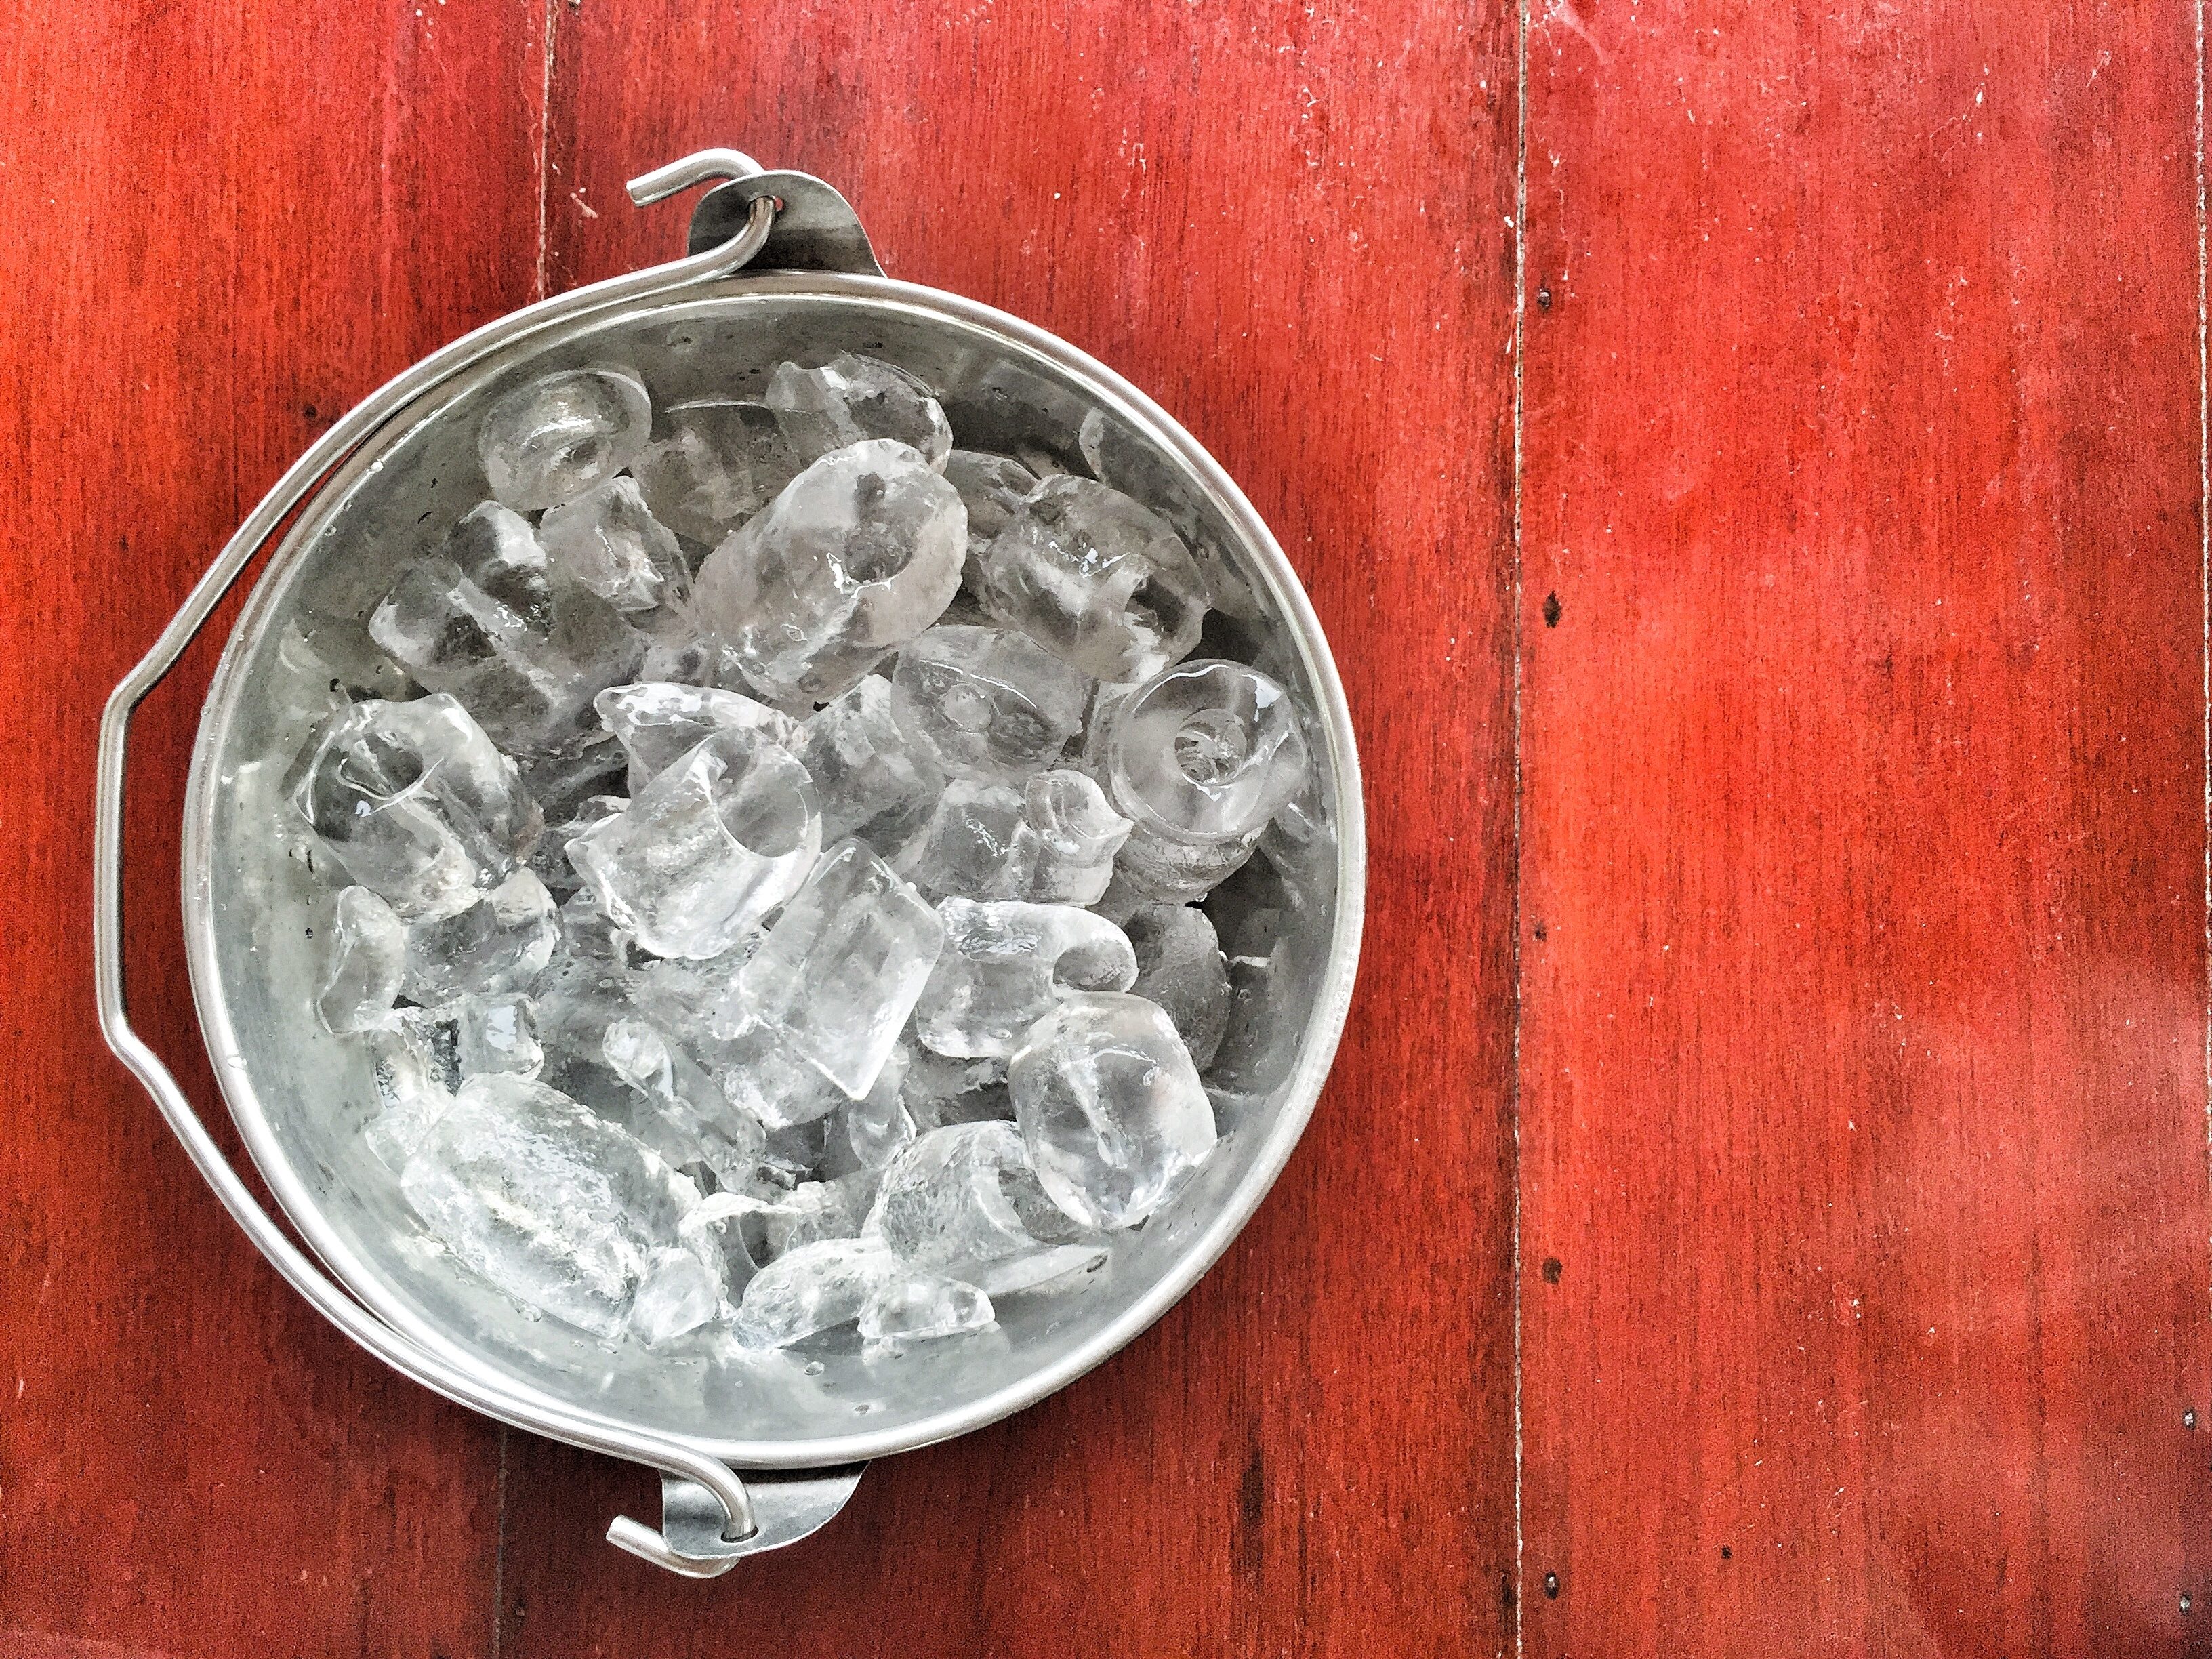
[0,5,543,1654]
[504,4,1522,1656]
[1517,1,2212,1654]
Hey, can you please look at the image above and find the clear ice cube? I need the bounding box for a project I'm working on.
[478,367,651,511]
[316,886,405,1034]
[689,439,966,705]
[631,398,803,544]
[1076,406,1265,621]
[729,1237,900,1349]
[890,624,1090,782]
[978,474,1208,683]
[731,841,944,1097]
[1008,991,1217,1229]
[370,504,642,756]
[595,680,801,794]
[567,728,819,960]
[629,1244,724,1347]
[792,676,946,846]
[892,771,1130,905]
[766,354,952,471]
[943,449,1038,588]
[859,1271,994,1343]
[288,694,542,921]
[914,898,1138,1059]
[398,1073,701,1337]
[1094,659,1312,905]
[451,991,542,1078]
[539,475,690,615]
[1124,904,1233,1070]
[901,1049,1012,1130]
[400,867,558,1003]
[863,1121,1104,1294]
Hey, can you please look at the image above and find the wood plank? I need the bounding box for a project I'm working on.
[505,4,1521,1652]
[0,2,544,1650]
[1517,2,2212,1653]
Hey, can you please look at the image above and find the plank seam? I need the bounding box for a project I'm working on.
[1510,0,1530,1651]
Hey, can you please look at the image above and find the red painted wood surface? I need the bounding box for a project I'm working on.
[1517,0,2212,1654]
[0,4,544,1653]
[3,0,2209,1654]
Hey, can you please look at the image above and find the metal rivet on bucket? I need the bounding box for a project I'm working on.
[95,148,1365,1576]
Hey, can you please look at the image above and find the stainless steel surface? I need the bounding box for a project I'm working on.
[102,148,1365,1572]
[609,1467,869,1576]
[686,171,883,276]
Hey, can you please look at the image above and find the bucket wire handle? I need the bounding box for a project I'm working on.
[93,152,787,1576]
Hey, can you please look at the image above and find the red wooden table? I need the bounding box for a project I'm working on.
[3,2,2207,1654]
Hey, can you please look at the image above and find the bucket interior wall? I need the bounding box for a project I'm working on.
[187,283,1354,1460]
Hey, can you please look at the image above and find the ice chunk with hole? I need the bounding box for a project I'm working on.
[316,886,405,1034]
[729,1238,901,1349]
[478,367,651,511]
[595,681,800,795]
[1095,660,1311,905]
[539,475,690,615]
[689,439,966,706]
[567,728,819,960]
[792,676,945,846]
[288,694,541,921]
[766,354,952,470]
[731,841,943,1097]
[890,624,1090,782]
[978,474,1208,682]
[398,1073,700,1337]
[863,1121,1105,1294]
[914,899,1138,1059]
[1009,991,1216,1229]
[400,867,557,1003]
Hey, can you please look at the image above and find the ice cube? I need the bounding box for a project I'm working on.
[478,367,651,511]
[914,899,1138,1059]
[766,354,951,470]
[316,886,406,1034]
[362,1026,455,1172]
[731,841,943,1097]
[729,1237,900,1349]
[901,1049,1012,1130]
[288,695,542,921]
[595,681,800,795]
[567,728,819,960]
[539,475,690,615]
[838,1046,918,1171]
[859,1271,994,1343]
[636,610,757,695]
[1093,660,1311,905]
[694,1015,847,1132]
[628,1244,724,1347]
[370,505,643,756]
[689,439,966,705]
[552,882,633,966]
[890,624,1090,782]
[451,991,542,1078]
[863,1122,1104,1294]
[1008,991,1216,1229]
[398,1073,701,1337]
[942,449,1038,589]
[1122,905,1232,1071]
[978,475,1208,683]
[400,867,558,1003]
[792,676,946,846]
[632,398,804,544]
[1076,406,1265,621]
[892,771,1132,906]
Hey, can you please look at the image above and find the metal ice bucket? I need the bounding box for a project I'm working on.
[94,151,1364,1576]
